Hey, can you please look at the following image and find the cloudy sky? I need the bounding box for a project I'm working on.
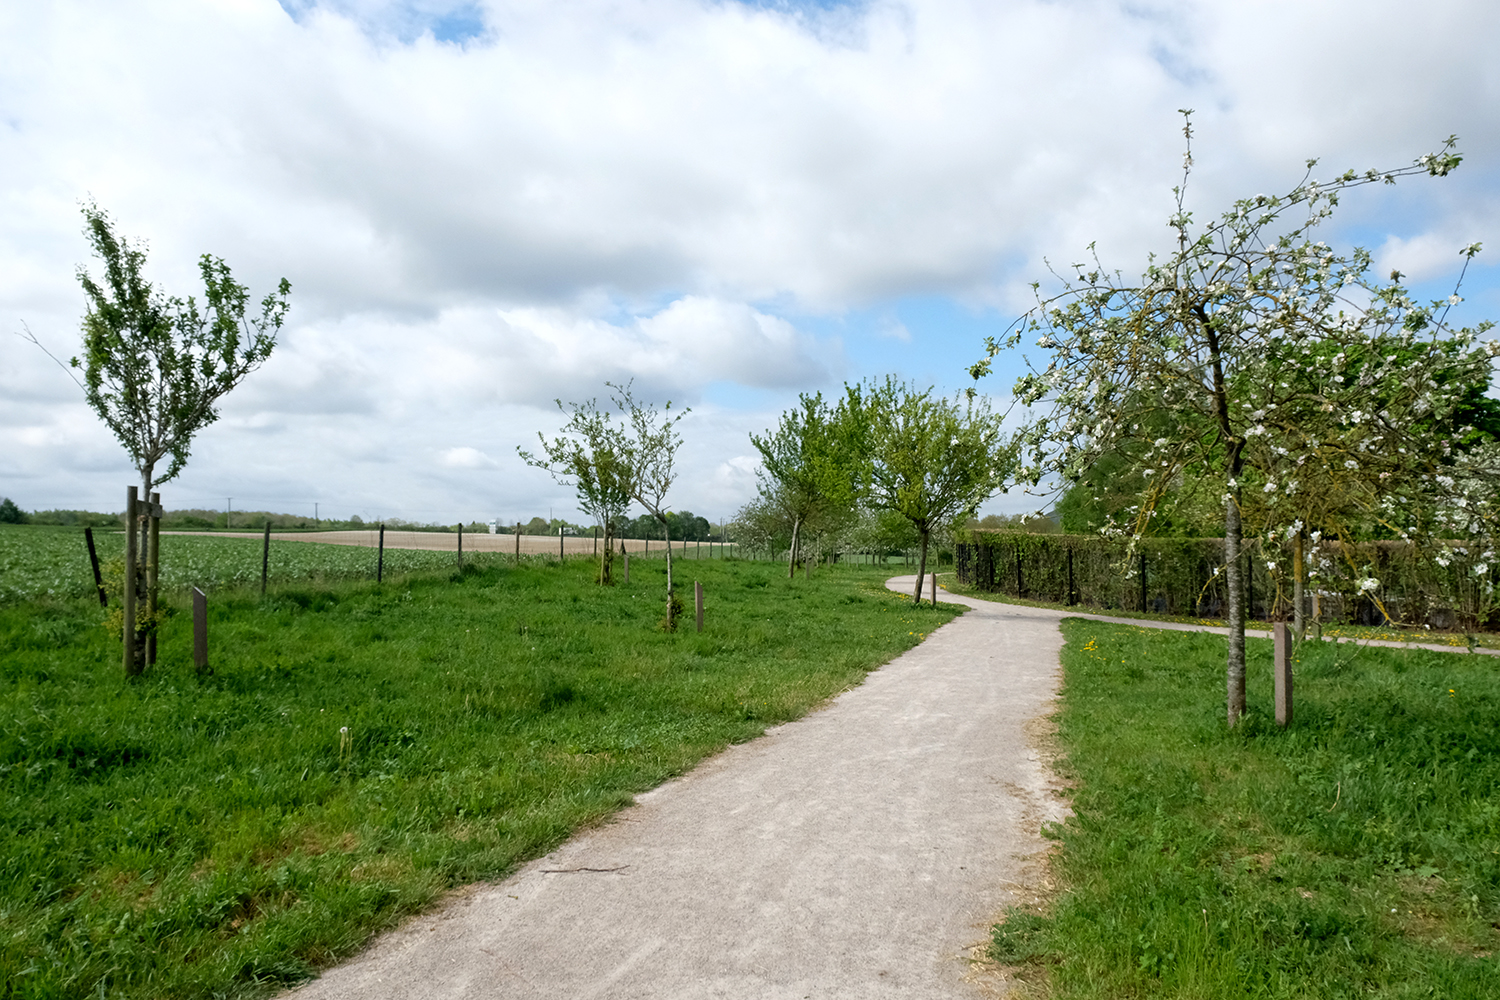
[3,0,1498,526]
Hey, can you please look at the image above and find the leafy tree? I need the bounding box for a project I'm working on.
[750,392,860,577]
[67,203,291,499]
[521,396,633,584]
[972,113,1497,725]
[0,498,27,524]
[609,381,689,628]
[847,377,1014,605]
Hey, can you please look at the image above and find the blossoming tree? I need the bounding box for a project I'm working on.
[970,113,1498,725]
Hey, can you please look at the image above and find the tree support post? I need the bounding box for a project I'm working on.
[146,491,160,666]
[457,523,463,569]
[123,486,138,676]
[261,521,271,596]
[377,523,385,583]
[1274,621,1294,727]
[695,580,704,633]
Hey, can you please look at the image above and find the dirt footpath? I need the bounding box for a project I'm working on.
[285,577,1071,999]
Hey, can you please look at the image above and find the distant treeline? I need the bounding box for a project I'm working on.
[0,499,727,541]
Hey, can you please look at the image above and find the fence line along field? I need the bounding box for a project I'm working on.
[0,527,475,604]
[178,529,738,557]
[0,526,741,605]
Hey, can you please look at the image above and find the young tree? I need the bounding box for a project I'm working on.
[520,396,633,585]
[69,203,291,500]
[26,203,291,674]
[609,381,689,627]
[972,113,1496,725]
[750,392,860,578]
[848,377,1014,605]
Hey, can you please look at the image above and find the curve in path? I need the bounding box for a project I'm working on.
[287,580,1072,999]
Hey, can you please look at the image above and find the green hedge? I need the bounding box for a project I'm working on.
[955,531,1498,630]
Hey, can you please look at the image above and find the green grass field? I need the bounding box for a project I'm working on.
[0,541,956,999]
[994,620,1500,999]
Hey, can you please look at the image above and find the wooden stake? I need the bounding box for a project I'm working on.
[377,523,385,583]
[193,586,208,675]
[457,523,463,569]
[559,526,564,561]
[261,521,271,596]
[695,580,703,633]
[147,492,160,666]
[930,572,937,605]
[84,527,107,607]
[1274,621,1293,727]
[624,553,629,583]
[515,523,521,563]
[123,487,138,676]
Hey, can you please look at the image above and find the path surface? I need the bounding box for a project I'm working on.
[287,578,1072,1000]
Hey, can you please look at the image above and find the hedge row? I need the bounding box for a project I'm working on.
[955,531,1498,630]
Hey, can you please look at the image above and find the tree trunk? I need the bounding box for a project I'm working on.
[600,521,614,585]
[1225,489,1246,727]
[1292,528,1305,640]
[912,528,930,606]
[787,515,801,579]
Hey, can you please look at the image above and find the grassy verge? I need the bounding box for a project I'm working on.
[1,557,953,998]
[939,573,1496,651]
[995,619,1500,998]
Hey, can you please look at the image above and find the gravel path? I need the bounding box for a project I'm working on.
[286,577,1072,999]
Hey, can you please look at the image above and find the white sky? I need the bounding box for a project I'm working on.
[3,0,1498,525]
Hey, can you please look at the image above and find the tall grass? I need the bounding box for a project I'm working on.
[1,557,955,998]
[996,621,1500,998]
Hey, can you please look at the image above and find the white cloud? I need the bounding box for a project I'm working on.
[438,446,497,468]
[2,0,1498,519]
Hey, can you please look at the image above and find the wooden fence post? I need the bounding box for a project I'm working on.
[123,486,138,676]
[261,521,271,596]
[1274,621,1293,727]
[84,527,107,607]
[695,580,703,633]
[623,553,629,583]
[457,523,463,569]
[193,587,208,675]
[515,523,521,563]
[559,526,564,561]
[377,523,385,583]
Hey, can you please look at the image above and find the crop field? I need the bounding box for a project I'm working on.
[0,547,956,999]
[0,526,496,604]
